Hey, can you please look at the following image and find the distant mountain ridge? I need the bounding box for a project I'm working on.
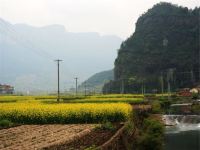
[79,69,113,93]
[0,18,122,93]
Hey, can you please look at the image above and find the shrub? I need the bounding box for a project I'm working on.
[192,93,199,100]
[144,94,156,99]
[84,145,98,150]
[137,118,164,150]
[0,119,13,128]
[192,104,200,114]
[97,121,115,131]
[171,94,177,99]
[125,120,136,136]
[151,101,162,113]
[160,100,171,113]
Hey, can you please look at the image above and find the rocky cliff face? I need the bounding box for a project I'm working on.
[103,2,200,93]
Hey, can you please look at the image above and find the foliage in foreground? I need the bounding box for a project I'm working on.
[136,118,164,150]
[192,104,200,114]
[151,100,162,114]
[0,103,132,124]
[0,119,13,128]
[96,121,116,131]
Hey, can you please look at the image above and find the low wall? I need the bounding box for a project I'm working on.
[97,124,134,150]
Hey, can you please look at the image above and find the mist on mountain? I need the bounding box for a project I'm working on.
[0,18,122,93]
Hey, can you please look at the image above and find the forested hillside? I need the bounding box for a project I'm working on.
[103,2,200,93]
[80,70,113,93]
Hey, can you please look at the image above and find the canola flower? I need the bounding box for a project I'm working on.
[0,103,132,124]
[0,96,34,102]
[65,97,144,103]
[90,94,144,98]
[0,94,144,103]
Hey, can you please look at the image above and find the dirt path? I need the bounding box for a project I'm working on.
[50,124,123,150]
[132,104,152,111]
[0,124,95,150]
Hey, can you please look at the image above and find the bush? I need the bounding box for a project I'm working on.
[144,94,156,99]
[125,120,136,136]
[160,100,171,113]
[137,118,164,150]
[84,145,98,150]
[171,94,177,99]
[192,104,200,114]
[0,119,13,128]
[151,101,162,113]
[192,93,199,100]
[97,121,115,131]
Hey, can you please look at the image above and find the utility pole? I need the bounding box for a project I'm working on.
[121,78,125,94]
[198,35,200,83]
[167,69,174,100]
[167,80,171,100]
[161,72,164,97]
[141,81,144,95]
[55,59,62,102]
[162,38,168,98]
[141,80,146,95]
[84,82,87,97]
[74,77,78,96]
[190,70,194,84]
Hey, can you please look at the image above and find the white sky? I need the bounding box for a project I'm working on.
[0,0,199,39]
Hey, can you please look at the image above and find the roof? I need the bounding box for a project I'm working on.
[171,103,192,107]
[0,84,14,89]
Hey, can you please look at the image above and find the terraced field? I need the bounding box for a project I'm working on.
[0,94,146,149]
[0,124,95,150]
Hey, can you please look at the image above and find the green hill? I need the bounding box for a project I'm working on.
[80,70,113,93]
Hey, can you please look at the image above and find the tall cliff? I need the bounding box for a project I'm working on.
[103,2,200,93]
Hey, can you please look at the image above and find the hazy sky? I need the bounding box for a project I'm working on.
[0,0,199,39]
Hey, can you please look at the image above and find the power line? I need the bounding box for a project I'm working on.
[55,59,62,102]
[74,77,78,96]
[120,78,125,94]
[84,82,87,97]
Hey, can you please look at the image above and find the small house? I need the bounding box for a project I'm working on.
[0,84,14,94]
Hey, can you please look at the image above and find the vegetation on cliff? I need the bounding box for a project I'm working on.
[103,2,200,93]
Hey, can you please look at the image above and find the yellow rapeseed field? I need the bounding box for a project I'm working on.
[65,97,143,103]
[90,94,144,98]
[0,102,132,124]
